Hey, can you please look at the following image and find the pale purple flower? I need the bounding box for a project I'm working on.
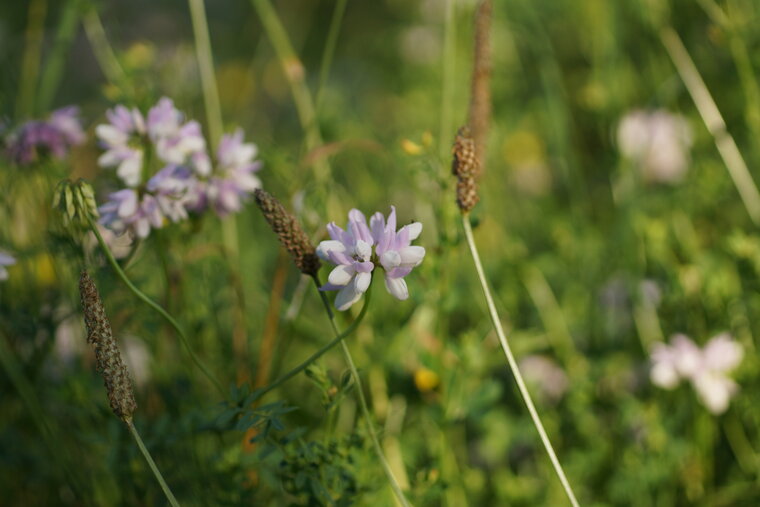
[98,189,164,239]
[371,206,425,301]
[96,105,146,187]
[317,206,425,310]
[5,106,85,165]
[618,109,692,184]
[48,106,86,146]
[317,209,376,311]
[0,250,16,281]
[203,129,262,216]
[650,333,743,414]
[147,97,183,139]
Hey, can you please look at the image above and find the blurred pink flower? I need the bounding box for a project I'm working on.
[0,250,16,281]
[618,109,692,184]
[519,355,569,402]
[650,333,743,414]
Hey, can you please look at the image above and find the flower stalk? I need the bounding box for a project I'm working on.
[313,277,411,507]
[461,215,579,507]
[87,216,225,397]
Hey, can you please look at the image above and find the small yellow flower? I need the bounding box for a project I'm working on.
[414,367,440,392]
[401,139,423,156]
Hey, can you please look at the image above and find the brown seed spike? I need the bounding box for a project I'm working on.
[79,270,137,422]
[254,189,321,277]
[452,127,481,213]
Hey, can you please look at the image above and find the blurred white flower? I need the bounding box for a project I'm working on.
[617,109,692,184]
[0,250,16,281]
[121,335,152,388]
[519,355,569,402]
[86,224,134,260]
[649,333,743,414]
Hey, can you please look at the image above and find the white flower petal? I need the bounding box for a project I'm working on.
[328,264,355,286]
[355,271,371,293]
[316,240,346,261]
[335,283,363,311]
[399,246,425,267]
[380,251,401,270]
[354,239,372,261]
[651,362,679,389]
[385,276,409,300]
[692,373,737,415]
[96,124,127,145]
[403,222,422,240]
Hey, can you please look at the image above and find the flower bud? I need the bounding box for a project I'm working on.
[53,179,99,229]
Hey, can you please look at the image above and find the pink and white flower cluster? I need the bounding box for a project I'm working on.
[650,333,743,414]
[4,106,85,165]
[96,97,262,238]
[317,206,425,310]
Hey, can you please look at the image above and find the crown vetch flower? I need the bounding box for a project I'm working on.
[317,206,425,310]
[96,105,146,187]
[204,129,262,216]
[650,333,743,414]
[6,106,86,165]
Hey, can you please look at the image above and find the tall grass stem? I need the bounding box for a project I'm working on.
[462,215,579,507]
[16,0,47,120]
[660,26,760,225]
[38,0,82,112]
[126,419,181,507]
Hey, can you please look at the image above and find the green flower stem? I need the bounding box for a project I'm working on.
[88,217,225,397]
[312,278,412,507]
[255,286,371,400]
[462,214,579,507]
[126,419,181,507]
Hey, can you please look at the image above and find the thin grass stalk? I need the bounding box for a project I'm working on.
[468,0,492,167]
[38,0,83,112]
[249,0,331,182]
[439,0,457,159]
[461,215,580,507]
[16,0,47,120]
[660,26,760,225]
[186,0,250,382]
[126,420,181,507]
[315,0,348,112]
[313,279,411,507]
[87,217,226,397]
[82,9,129,91]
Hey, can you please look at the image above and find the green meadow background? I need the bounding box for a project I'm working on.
[2,0,760,504]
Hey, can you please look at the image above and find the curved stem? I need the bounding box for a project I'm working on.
[255,286,371,400]
[127,419,181,507]
[88,217,225,397]
[313,278,411,507]
[462,215,579,507]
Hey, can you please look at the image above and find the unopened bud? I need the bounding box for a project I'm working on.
[54,179,99,229]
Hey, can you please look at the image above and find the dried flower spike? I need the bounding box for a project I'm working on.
[79,270,137,422]
[254,189,321,276]
[452,126,480,213]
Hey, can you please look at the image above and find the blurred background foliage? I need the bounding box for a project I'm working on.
[2,0,760,505]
